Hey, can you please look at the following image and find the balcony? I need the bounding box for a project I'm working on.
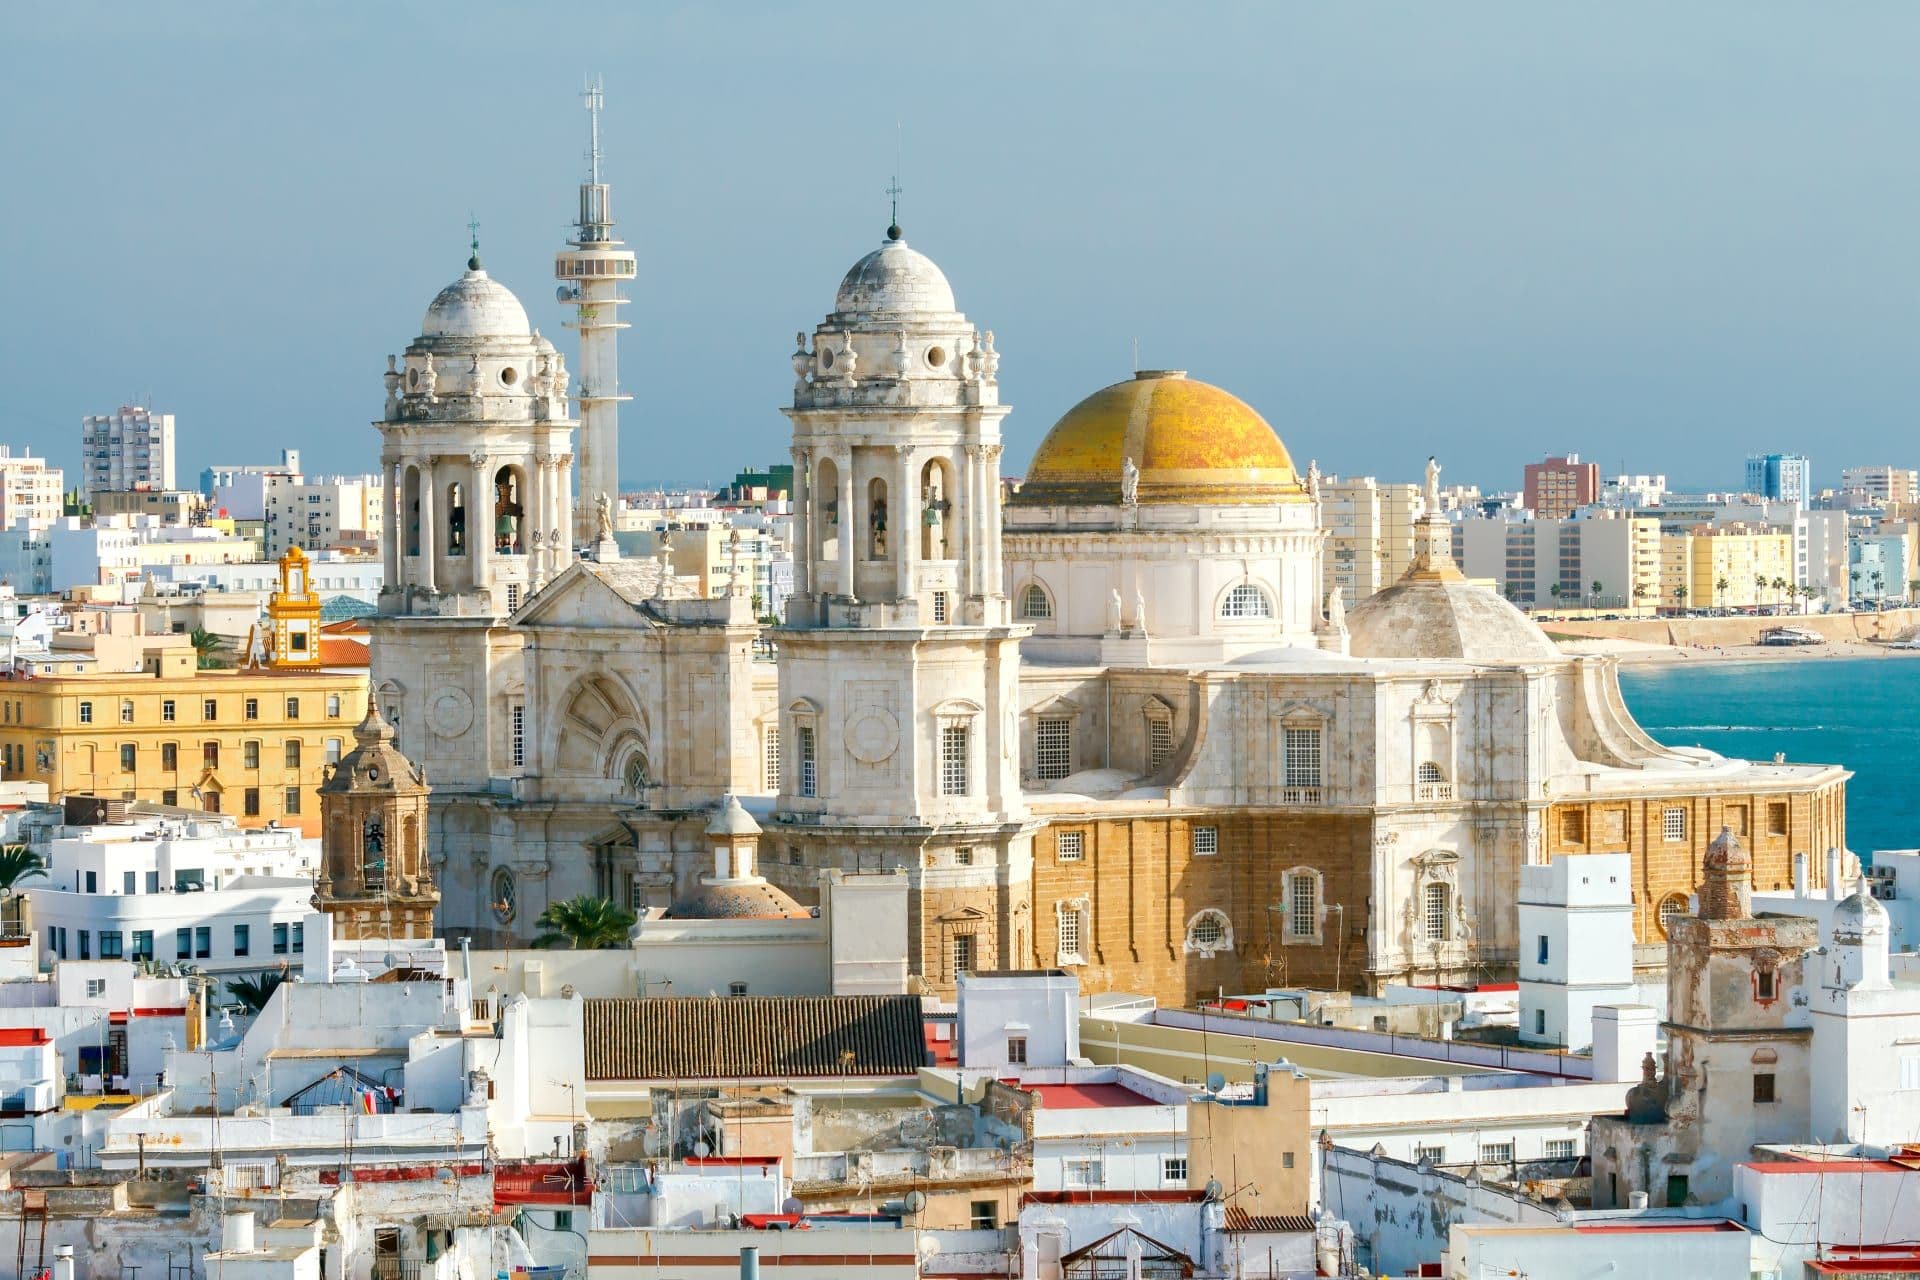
[1416,782,1455,802]
[1279,786,1323,805]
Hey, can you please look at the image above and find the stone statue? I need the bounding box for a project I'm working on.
[243,625,269,669]
[550,357,569,403]
[1107,588,1124,633]
[419,353,438,402]
[1133,586,1148,635]
[1424,455,1442,514]
[1120,456,1140,507]
[1305,458,1321,501]
[596,492,614,541]
[1326,587,1345,630]
[838,332,859,383]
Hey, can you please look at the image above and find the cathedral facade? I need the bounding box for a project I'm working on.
[367,207,1849,1001]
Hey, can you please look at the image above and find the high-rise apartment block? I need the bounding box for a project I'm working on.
[1744,453,1811,505]
[1839,465,1918,505]
[1319,475,1420,605]
[0,446,66,532]
[1660,524,1796,610]
[1523,454,1600,518]
[81,405,177,499]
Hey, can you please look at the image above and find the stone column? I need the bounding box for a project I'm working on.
[837,452,856,601]
[965,445,986,598]
[792,448,811,602]
[469,453,491,599]
[529,456,549,585]
[896,445,916,602]
[983,445,1004,600]
[556,453,574,574]
[381,455,401,587]
[418,457,437,593]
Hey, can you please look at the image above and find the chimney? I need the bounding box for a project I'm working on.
[224,1210,257,1253]
[54,1247,75,1280]
[1792,851,1808,898]
[1628,1191,1649,1210]
[1827,847,1843,900]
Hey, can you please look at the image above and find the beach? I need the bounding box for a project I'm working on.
[1557,634,1920,665]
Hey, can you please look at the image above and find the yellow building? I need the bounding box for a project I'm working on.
[1660,525,1795,610]
[0,659,366,837]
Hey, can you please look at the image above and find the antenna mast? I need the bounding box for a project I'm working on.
[585,74,604,186]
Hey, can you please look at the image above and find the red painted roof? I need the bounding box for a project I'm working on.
[0,1028,50,1046]
[494,1160,593,1207]
[1807,1261,1920,1274]
[1022,1083,1158,1109]
[318,637,370,667]
[1744,1160,1911,1175]
[682,1155,780,1167]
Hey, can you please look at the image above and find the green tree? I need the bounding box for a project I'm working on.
[1910,578,1920,603]
[0,844,47,936]
[533,895,636,950]
[226,970,287,1014]
[1591,580,1605,607]
[189,627,228,670]
[1715,576,1730,607]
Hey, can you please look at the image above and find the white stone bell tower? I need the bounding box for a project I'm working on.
[771,222,1030,991]
[369,246,576,797]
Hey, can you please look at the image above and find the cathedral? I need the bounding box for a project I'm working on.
[366,129,1850,1002]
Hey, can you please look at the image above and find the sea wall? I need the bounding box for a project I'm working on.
[1550,606,1920,648]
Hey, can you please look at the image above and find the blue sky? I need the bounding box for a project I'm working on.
[3,2,1918,493]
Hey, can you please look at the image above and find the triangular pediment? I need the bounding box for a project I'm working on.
[934,905,990,923]
[512,563,662,632]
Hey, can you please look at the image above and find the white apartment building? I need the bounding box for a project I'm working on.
[203,450,301,521]
[1839,464,1919,505]
[1319,474,1420,606]
[263,472,384,555]
[1454,511,1661,609]
[26,812,319,979]
[81,406,176,499]
[1601,473,1667,508]
[0,447,66,533]
[148,550,385,602]
[44,516,260,592]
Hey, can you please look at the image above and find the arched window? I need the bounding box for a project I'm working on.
[1220,583,1274,620]
[1184,909,1234,956]
[492,466,526,554]
[491,867,516,924]
[867,477,889,559]
[1658,893,1691,937]
[1020,584,1054,620]
[1418,761,1446,783]
[624,752,649,796]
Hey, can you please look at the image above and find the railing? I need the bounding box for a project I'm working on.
[1416,782,1455,802]
[372,1260,425,1280]
[1279,787,1322,805]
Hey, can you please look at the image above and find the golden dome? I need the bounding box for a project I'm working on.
[1014,370,1307,507]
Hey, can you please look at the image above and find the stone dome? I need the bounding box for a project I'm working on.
[1698,825,1753,921]
[1013,370,1308,508]
[705,794,762,838]
[421,259,532,339]
[668,880,811,921]
[1832,877,1890,943]
[833,231,957,317]
[1345,577,1563,664]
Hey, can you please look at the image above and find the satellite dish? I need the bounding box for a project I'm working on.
[903,1190,927,1214]
[1206,1072,1227,1093]
[1203,1178,1224,1202]
[693,1140,711,1157]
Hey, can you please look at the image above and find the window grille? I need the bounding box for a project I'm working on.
[1036,717,1072,780]
[1021,584,1052,619]
[940,723,970,795]
[1220,583,1273,618]
[798,726,817,796]
[762,725,781,791]
[1288,874,1317,938]
[1283,727,1322,788]
[1192,826,1217,857]
[1424,882,1451,941]
[1147,717,1173,771]
[1662,807,1686,842]
[1056,830,1084,862]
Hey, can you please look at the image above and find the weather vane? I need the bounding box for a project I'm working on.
[467,213,481,261]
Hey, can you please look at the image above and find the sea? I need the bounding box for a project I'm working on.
[1617,656,1920,859]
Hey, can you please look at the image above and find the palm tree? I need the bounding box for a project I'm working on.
[1715,576,1730,608]
[0,844,47,937]
[533,895,636,950]
[1872,570,1886,599]
[1910,578,1920,604]
[1590,580,1605,608]
[1771,577,1788,614]
[1672,585,1688,615]
[189,627,227,670]
[226,970,287,1014]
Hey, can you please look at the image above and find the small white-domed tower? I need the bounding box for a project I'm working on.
[1831,876,1892,990]
[772,224,1030,991]
[375,247,577,617]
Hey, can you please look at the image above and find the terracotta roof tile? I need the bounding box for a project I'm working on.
[582,995,929,1081]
